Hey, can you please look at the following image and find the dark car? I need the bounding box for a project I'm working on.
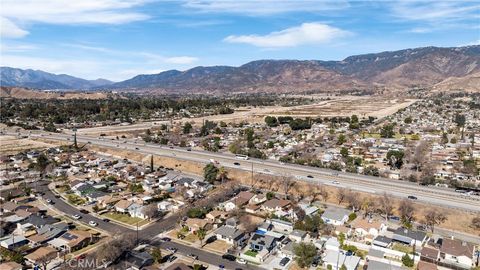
[222,254,236,261]
[206,235,217,244]
[102,218,110,223]
[187,148,192,151]
[279,257,290,266]
[233,162,240,166]
[135,147,139,150]
[168,255,177,262]
[407,195,418,200]
[307,175,314,178]
[79,209,89,214]
[161,237,171,242]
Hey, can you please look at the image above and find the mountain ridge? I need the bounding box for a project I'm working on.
[1,45,479,93]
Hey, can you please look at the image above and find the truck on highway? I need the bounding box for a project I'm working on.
[210,159,220,164]
[235,154,249,160]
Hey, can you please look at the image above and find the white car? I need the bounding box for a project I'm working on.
[332,181,340,185]
[89,221,98,227]
[236,258,247,264]
[72,214,81,220]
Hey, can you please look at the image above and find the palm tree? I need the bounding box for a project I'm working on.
[196,228,207,247]
[218,166,228,184]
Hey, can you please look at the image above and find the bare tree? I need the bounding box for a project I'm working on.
[471,216,480,230]
[424,210,447,232]
[142,203,160,220]
[281,174,295,199]
[378,192,394,221]
[345,190,361,211]
[336,189,347,204]
[361,197,376,218]
[319,186,329,202]
[398,199,416,226]
[411,140,430,172]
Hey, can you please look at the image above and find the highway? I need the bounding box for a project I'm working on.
[22,131,480,213]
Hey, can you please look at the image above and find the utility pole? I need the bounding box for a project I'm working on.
[251,161,254,187]
[136,221,139,246]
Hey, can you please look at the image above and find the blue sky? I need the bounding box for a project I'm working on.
[1,0,479,81]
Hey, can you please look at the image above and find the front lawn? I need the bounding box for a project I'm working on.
[66,194,86,205]
[392,243,414,254]
[102,212,149,226]
[244,250,258,257]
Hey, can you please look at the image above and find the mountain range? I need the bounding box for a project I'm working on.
[0,67,113,90]
[1,45,479,93]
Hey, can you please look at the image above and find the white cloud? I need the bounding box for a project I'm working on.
[224,22,350,48]
[460,40,480,46]
[183,0,349,15]
[164,56,198,64]
[391,1,480,22]
[0,17,29,38]
[0,0,151,39]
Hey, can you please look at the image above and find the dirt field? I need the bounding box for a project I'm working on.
[0,135,56,155]
[76,96,417,136]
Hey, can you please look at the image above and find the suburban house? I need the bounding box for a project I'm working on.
[321,207,352,226]
[421,246,440,263]
[352,218,387,241]
[392,228,427,247]
[215,219,247,247]
[184,218,211,233]
[114,199,133,213]
[48,230,92,252]
[270,219,294,233]
[261,199,291,212]
[289,230,307,242]
[249,233,278,253]
[439,238,475,269]
[372,236,393,248]
[323,250,361,270]
[24,246,58,267]
[0,235,28,249]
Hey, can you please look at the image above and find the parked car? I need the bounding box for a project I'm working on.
[168,255,177,262]
[407,195,418,200]
[166,247,177,253]
[79,209,89,214]
[233,162,240,166]
[102,218,110,223]
[279,257,290,267]
[160,237,171,242]
[187,253,198,260]
[236,258,247,264]
[332,181,340,185]
[307,175,314,178]
[222,254,236,261]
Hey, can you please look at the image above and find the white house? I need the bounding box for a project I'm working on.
[440,238,475,269]
[321,207,351,226]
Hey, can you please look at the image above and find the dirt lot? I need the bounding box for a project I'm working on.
[76,96,417,136]
[0,135,56,155]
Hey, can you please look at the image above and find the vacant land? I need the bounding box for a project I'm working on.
[0,135,55,155]
[75,96,417,136]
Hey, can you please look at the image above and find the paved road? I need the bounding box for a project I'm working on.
[25,131,480,213]
[35,181,256,269]
[152,239,261,270]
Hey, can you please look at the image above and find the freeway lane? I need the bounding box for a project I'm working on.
[25,131,480,213]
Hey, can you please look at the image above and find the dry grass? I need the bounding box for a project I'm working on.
[204,240,231,254]
[0,135,55,155]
